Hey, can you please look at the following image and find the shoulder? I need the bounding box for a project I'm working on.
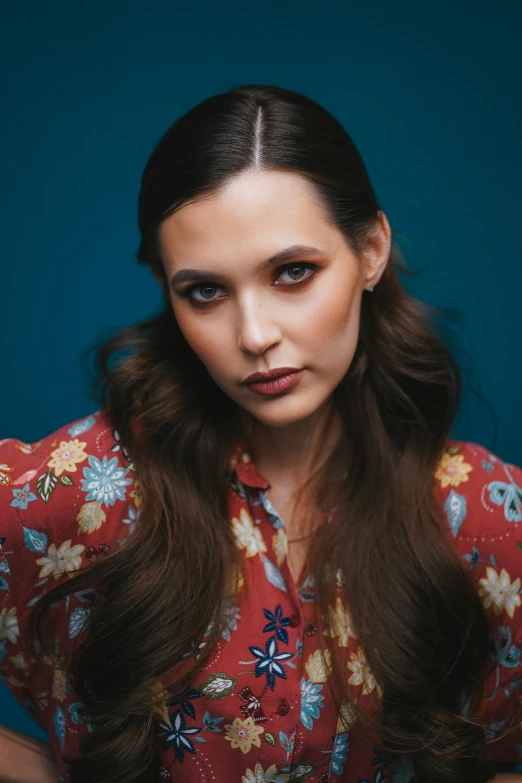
[0,409,139,606]
[434,438,521,542]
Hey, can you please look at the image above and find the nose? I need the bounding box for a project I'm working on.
[236,295,282,355]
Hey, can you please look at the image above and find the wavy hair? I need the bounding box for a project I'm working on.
[28,84,506,782]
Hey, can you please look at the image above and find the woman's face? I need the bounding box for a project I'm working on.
[158,169,390,431]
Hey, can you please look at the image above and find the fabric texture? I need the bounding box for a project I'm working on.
[0,409,521,782]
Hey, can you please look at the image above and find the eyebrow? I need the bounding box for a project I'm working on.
[169,244,328,287]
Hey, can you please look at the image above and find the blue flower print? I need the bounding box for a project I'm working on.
[80,455,133,506]
[329,732,349,775]
[249,636,294,690]
[263,605,291,644]
[10,483,37,510]
[159,708,202,762]
[300,677,324,729]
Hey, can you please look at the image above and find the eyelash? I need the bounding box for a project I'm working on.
[179,263,319,307]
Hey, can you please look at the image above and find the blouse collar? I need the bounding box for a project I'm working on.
[228,433,271,491]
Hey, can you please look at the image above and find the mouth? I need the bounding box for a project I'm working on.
[243,369,304,397]
[243,367,302,384]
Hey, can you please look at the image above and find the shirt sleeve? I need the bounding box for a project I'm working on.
[457,444,522,772]
[0,409,137,744]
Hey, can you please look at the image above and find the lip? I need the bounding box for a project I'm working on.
[244,370,304,397]
[243,367,302,384]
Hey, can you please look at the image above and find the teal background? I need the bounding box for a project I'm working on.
[1,0,520,743]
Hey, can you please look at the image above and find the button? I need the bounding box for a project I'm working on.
[288,613,300,627]
[305,623,317,637]
[276,697,290,716]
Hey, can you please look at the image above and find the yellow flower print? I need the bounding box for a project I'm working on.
[9,652,28,673]
[230,508,267,558]
[130,481,142,508]
[224,716,264,753]
[478,566,521,618]
[347,647,382,697]
[242,763,280,783]
[305,648,332,683]
[434,452,473,489]
[47,439,88,476]
[323,596,357,647]
[0,606,19,644]
[77,501,106,534]
[36,540,85,579]
[52,667,68,701]
[272,527,288,566]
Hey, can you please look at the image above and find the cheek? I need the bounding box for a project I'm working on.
[173,307,230,370]
[298,284,362,350]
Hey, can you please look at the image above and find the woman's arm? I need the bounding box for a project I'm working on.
[0,725,60,783]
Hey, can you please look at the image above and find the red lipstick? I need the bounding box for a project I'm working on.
[243,368,303,397]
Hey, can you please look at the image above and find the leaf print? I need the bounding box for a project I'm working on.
[487,476,522,522]
[53,705,66,750]
[166,688,203,720]
[22,526,48,554]
[347,648,382,697]
[0,462,15,487]
[287,760,315,782]
[12,469,37,486]
[272,528,287,566]
[249,636,294,690]
[199,672,237,699]
[443,489,467,537]
[202,710,224,732]
[264,731,276,746]
[80,455,133,507]
[490,625,521,669]
[329,732,349,775]
[11,482,38,510]
[59,475,74,486]
[305,649,332,683]
[76,501,106,535]
[68,701,89,724]
[68,415,96,437]
[68,607,91,639]
[261,554,287,593]
[36,470,58,503]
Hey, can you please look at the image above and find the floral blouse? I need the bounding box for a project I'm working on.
[1,409,521,783]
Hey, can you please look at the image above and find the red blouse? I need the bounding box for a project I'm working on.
[0,409,521,782]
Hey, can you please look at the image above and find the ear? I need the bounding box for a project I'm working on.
[362,211,392,289]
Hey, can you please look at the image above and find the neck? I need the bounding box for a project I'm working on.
[240,399,343,484]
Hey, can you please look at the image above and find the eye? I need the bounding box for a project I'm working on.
[180,262,318,307]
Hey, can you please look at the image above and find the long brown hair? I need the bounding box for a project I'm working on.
[28,84,505,782]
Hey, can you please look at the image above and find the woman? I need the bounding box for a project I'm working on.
[0,84,521,783]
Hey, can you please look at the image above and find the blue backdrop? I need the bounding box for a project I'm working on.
[1,0,520,742]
